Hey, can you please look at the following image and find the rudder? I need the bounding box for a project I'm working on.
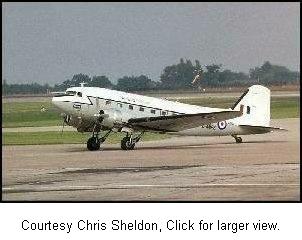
[231,85,270,127]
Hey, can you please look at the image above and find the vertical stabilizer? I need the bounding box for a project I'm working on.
[232,85,270,127]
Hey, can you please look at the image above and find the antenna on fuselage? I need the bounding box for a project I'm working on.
[80,82,86,87]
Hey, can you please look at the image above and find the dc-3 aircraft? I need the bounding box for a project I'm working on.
[52,84,285,151]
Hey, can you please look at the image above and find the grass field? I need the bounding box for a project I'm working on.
[181,96,300,119]
[2,102,61,127]
[2,131,168,145]
[2,96,299,145]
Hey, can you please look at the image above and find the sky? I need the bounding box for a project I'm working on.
[2,2,300,85]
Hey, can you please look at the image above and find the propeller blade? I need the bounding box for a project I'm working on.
[61,117,66,135]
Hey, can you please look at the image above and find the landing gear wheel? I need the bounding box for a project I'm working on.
[121,137,135,150]
[235,136,242,143]
[87,137,101,151]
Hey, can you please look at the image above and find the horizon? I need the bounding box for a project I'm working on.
[2,60,300,87]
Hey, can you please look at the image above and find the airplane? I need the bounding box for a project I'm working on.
[52,84,285,151]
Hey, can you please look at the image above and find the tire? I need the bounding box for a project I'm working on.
[87,137,101,151]
[121,137,135,150]
[235,137,242,143]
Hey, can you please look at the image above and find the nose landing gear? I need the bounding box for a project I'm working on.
[87,129,112,151]
[87,136,101,151]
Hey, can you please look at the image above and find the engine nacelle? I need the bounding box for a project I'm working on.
[64,114,82,128]
[99,109,123,128]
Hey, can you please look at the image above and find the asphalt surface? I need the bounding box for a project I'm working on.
[2,118,300,201]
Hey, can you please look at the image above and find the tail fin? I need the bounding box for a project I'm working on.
[231,85,270,127]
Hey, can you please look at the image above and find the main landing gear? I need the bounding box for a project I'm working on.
[87,130,111,151]
[86,126,144,151]
[232,135,242,143]
[121,132,144,150]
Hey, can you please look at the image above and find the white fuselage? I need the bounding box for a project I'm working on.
[52,86,265,137]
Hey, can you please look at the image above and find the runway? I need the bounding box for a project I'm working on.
[2,118,300,201]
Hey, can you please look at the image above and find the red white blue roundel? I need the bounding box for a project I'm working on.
[217,121,227,130]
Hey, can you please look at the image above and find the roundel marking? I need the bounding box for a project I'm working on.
[217,121,227,130]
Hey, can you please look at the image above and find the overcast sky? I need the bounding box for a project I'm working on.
[2,2,300,85]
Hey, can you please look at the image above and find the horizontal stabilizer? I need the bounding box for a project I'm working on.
[239,125,288,134]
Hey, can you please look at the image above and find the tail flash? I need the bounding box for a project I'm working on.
[232,85,270,127]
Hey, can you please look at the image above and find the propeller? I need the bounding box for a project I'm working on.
[94,110,109,123]
[61,118,65,135]
[60,114,68,135]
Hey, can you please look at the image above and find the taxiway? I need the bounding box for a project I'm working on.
[2,118,300,201]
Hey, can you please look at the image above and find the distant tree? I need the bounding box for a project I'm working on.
[160,58,202,89]
[2,81,51,95]
[200,64,250,87]
[249,61,299,85]
[3,60,300,95]
[89,76,113,88]
[2,79,8,95]
[116,75,155,91]
[218,70,249,87]
[53,73,91,91]
[202,64,222,87]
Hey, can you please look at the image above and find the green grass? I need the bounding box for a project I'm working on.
[2,102,61,127]
[271,97,300,119]
[2,96,299,128]
[2,131,169,145]
[179,97,235,108]
[180,96,300,119]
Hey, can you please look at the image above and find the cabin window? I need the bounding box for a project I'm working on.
[77,92,82,97]
[161,111,167,116]
[151,109,156,114]
[247,106,251,114]
[105,100,111,105]
[139,107,144,112]
[118,103,123,108]
[129,105,134,110]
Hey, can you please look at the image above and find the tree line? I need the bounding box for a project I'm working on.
[2,60,299,95]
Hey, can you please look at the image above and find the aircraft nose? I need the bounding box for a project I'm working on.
[52,96,63,110]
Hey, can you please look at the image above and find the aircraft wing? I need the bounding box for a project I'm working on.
[128,108,243,132]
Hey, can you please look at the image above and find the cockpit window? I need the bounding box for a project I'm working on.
[55,91,76,97]
[65,91,77,96]
[77,92,82,97]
